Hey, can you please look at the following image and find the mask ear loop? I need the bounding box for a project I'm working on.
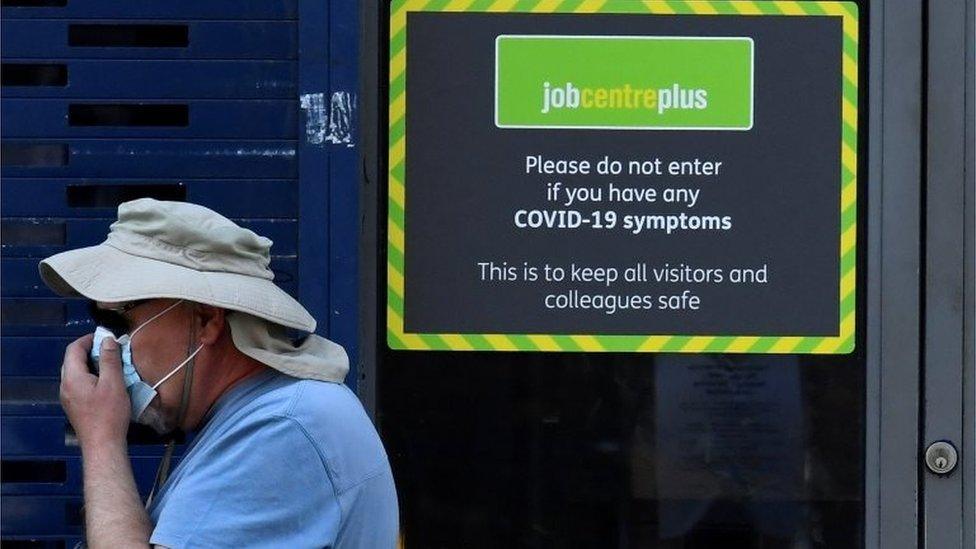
[147,344,203,391]
[128,299,184,342]
[145,305,200,510]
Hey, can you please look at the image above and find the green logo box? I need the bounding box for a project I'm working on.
[494,35,754,130]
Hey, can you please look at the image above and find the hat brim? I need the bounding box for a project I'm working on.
[39,243,316,332]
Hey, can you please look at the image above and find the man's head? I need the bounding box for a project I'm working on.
[41,199,349,434]
[90,298,252,433]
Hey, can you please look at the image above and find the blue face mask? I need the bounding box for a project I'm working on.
[90,300,203,423]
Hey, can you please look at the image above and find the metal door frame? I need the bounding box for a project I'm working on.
[870,1,922,547]
[919,0,975,547]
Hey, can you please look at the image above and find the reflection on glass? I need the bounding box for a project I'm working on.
[650,357,804,544]
[379,353,864,548]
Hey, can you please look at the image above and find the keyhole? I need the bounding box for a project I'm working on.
[925,441,958,474]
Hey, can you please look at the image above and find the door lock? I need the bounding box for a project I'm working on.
[924,441,958,475]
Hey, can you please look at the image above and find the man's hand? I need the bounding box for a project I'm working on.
[62,336,153,547]
[60,333,130,450]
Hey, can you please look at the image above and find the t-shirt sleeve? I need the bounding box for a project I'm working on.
[149,415,341,549]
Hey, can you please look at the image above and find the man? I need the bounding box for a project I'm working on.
[41,199,398,548]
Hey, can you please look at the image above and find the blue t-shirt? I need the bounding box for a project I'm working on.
[147,370,398,548]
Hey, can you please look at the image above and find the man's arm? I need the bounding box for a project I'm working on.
[61,335,153,548]
[81,439,153,547]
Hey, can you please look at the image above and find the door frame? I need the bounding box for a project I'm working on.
[919,0,975,547]
[871,1,922,547]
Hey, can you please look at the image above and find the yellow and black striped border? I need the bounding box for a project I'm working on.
[388,0,858,354]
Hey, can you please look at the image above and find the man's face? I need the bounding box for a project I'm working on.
[95,298,198,433]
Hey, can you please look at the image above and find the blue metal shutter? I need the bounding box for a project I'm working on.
[0,1,360,544]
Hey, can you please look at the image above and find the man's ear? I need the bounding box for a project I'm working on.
[194,304,226,345]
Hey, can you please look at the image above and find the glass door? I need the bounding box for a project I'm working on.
[358,1,970,547]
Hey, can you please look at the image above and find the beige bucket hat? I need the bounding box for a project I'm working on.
[39,198,348,383]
